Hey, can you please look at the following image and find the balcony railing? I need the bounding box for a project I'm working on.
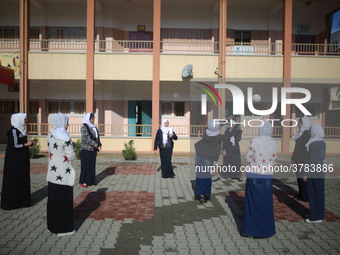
[27,123,340,138]
[1,39,339,56]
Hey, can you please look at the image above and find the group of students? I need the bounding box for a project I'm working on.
[1,113,327,238]
[1,112,101,236]
[194,116,326,238]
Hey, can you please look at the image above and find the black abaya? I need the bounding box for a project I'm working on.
[47,182,74,234]
[1,128,31,210]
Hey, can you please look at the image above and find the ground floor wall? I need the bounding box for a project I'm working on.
[33,136,340,155]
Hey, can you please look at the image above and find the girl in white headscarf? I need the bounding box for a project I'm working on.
[303,124,326,223]
[291,117,311,202]
[46,113,76,236]
[243,121,278,238]
[154,119,178,178]
[1,113,33,210]
[79,112,102,188]
[194,119,223,203]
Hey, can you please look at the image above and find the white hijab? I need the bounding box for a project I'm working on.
[259,121,273,136]
[83,112,98,138]
[50,113,71,142]
[305,124,324,152]
[161,119,173,145]
[206,119,220,137]
[295,117,311,140]
[11,113,27,136]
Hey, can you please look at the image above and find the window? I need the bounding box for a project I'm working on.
[235,31,251,43]
[29,101,39,114]
[162,103,172,116]
[30,28,40,39]
[162,102,185,117]
[48,101,85,115]
[295,104,319,118]
[244,103,263,116]
[174,102,185,116]
[0,100,16,114]
[74,102,85,114]
[0,27,39,39]
[47,27,87,39]
[0,27,19,39]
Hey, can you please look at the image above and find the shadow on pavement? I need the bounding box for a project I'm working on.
[31,185,48,205]
[96,166,116,185]
[74,188,107,230]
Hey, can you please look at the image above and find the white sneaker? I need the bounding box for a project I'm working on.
[58,230,76,236]
[305,219,322,223]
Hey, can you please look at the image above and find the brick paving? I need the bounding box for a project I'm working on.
[0,151,340,255]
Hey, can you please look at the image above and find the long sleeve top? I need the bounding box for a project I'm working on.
[154,129,178,150]
[245,136,278,175]
[80,124,101,151]
[291,130,311,164]
[46,134,76,186]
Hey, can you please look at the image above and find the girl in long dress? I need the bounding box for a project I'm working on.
[46,113,76,236]
[304,124,326,223]
[154,119,178,178]
[1,113,33,210]
[194,119,223,203]
[291,117,311,201]
[79,112,101,188]
[243,121,278,238]
[222,119,242,180]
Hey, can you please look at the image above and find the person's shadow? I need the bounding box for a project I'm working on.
[272,178,309,219]
[225,191,244,233]
[96,166,116,185]
[31,186,48,205]
[73,188,107,230]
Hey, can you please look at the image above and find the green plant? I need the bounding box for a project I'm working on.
[122,140,137,160]
[28,137,40,158]
[74,138,81,160]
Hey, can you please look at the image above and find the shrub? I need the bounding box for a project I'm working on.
[122,140,137,160]
[28,137,40,158]
[74,138,82,160]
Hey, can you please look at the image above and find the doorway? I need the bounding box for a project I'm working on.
[128,100,152,136]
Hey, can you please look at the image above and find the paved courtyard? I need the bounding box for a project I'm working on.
[0,149,340,255]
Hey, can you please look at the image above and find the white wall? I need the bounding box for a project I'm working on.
[30,80,85,100]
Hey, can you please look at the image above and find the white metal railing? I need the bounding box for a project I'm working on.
[226,42,283,55]
[0,39,20,51]
[161,40,219,54]
[27,123,340,138]
[0,39,339,56]
[292,43,340,55]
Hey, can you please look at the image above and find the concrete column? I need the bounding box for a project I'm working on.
[218,0,227,121]
[86,0,95,113]
[19,0,30,115]
[152,0,161,150]
[282,0,292,154]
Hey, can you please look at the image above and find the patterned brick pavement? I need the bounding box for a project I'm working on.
[0,155,340,255]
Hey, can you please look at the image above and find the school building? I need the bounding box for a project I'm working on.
[0,0,339,154]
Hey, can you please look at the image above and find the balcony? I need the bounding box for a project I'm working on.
[27,123,340,138]
[1,39,339,56]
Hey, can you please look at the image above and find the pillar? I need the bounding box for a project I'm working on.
[86,0,95,113]
[282,0,293,154]
[152,0,161,150]
[19,0,30,115]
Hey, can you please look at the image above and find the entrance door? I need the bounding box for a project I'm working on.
[128,100,152,136]
[141,100,152,136]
